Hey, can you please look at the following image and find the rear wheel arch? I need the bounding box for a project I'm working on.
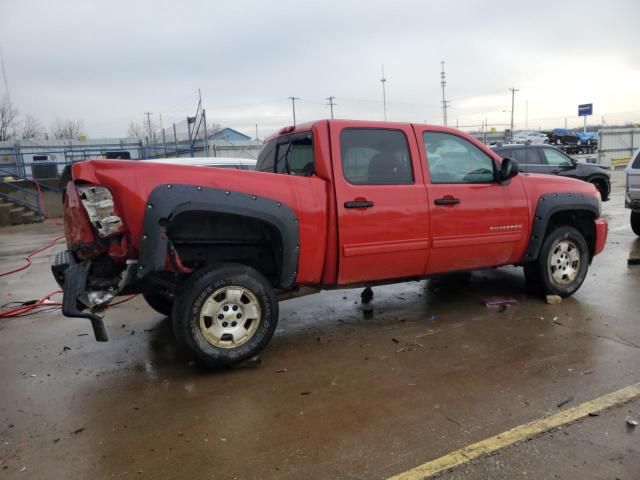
[137,185,299,289]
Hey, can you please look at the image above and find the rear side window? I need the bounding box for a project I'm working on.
[256,133,314,176]
[340,129,413,185]
[256,139,277,172]
[633,151,640,169]
[512,148,542,165]
[423,131,495,183]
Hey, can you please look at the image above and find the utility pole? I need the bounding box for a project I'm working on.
[255,124,259,144]
[326,96,336,119]
[508,87,519,141]
[159,114,167,157]
[381,65,387,121]
[0,46,10,103]
[144,112,153,144]
[440,61,450,127]
[288,96,299,125]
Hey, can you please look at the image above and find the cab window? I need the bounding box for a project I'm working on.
[340,128,413,185]
[423,132,495,183]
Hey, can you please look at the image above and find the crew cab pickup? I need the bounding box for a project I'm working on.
[53,120,608,367]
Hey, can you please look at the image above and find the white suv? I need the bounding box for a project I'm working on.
[625,149,640,235]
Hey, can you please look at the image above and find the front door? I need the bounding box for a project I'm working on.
[331,123,430,284]
[417,129,530,274]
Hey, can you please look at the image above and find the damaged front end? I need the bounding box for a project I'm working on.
[52,181,138,341]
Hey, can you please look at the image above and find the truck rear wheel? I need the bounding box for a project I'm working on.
[528,226,589,298]
[172,263,278,368]
[631,211,640,236]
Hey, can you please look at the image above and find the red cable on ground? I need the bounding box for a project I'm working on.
[0,234,65,277]
[0,290,62,318]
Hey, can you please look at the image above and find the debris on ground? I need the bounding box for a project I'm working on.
[276,368,287,374]
[71,427,86,435]
[556,397,574,408]
[581,369,594,375]
[426,314,436,322]
[483,297,519,310]
[588,412,599,417]
[546,295,562,305]
[626,416,639,426]
[553,318,563,325]
[391,338,399,344]
[62,346,71,352]
[300,391,312,395]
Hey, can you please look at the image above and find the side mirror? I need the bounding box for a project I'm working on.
[499,157,519,184]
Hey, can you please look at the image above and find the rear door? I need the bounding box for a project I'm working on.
[417,128,530,274]
[331,123,430,284]
[510,147,546,174]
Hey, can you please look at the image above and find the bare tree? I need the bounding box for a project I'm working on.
[0,96,19,141]
[21,114,46,140]
[127,119,157,143]
[50,118,84,140]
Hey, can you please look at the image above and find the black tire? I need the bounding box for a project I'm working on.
[631,211,640,237]
[143,291,174,316]
[590,178,609,201]
[529,226,590,297]
[172,263,278,368]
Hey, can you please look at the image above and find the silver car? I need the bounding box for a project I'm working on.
[625,149,640,235]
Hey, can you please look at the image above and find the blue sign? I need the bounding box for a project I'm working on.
[578,103,593,116]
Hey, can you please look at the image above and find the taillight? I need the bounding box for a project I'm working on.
[76,185,124,238]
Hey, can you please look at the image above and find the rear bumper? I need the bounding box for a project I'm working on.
[51,250,108,341]
[625,191,640,210]
[593,218,608,257]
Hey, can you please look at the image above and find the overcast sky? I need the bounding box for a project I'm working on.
[1,0,639,138]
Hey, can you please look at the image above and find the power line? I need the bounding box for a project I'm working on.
[288,96,299,125]
[326,96,336,119]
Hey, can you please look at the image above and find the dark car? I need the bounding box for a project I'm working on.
[545,128,579,145]
[492,144,611,200]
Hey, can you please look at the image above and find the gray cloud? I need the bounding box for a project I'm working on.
[1,0,638,138]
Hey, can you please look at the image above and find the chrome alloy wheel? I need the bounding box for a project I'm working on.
[199,286,261,348]
[548,239,581,285]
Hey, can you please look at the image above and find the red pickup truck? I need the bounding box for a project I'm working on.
[53,120,608,367]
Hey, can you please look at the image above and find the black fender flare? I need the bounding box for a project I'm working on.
[522,192,599,262]
[136,184,300,289]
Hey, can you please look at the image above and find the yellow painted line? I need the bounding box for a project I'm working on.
[388,383,640,480]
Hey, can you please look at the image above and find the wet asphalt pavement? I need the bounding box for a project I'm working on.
[1,172,639,479]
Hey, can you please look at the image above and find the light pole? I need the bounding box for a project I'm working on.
[509,87,519,141]
[380,65,387,121]
[288,96,299,125]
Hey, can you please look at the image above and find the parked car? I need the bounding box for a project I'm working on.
[625,149,640,235]
[492,144,611,201]
[545,128,579,146]
[512,131,547,144]
[53,120,607,367]
[576,132,598,147]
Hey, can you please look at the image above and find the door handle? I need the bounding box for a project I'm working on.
[434,197,460,206]
[344,200,374,209]
[550,169,560,173]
